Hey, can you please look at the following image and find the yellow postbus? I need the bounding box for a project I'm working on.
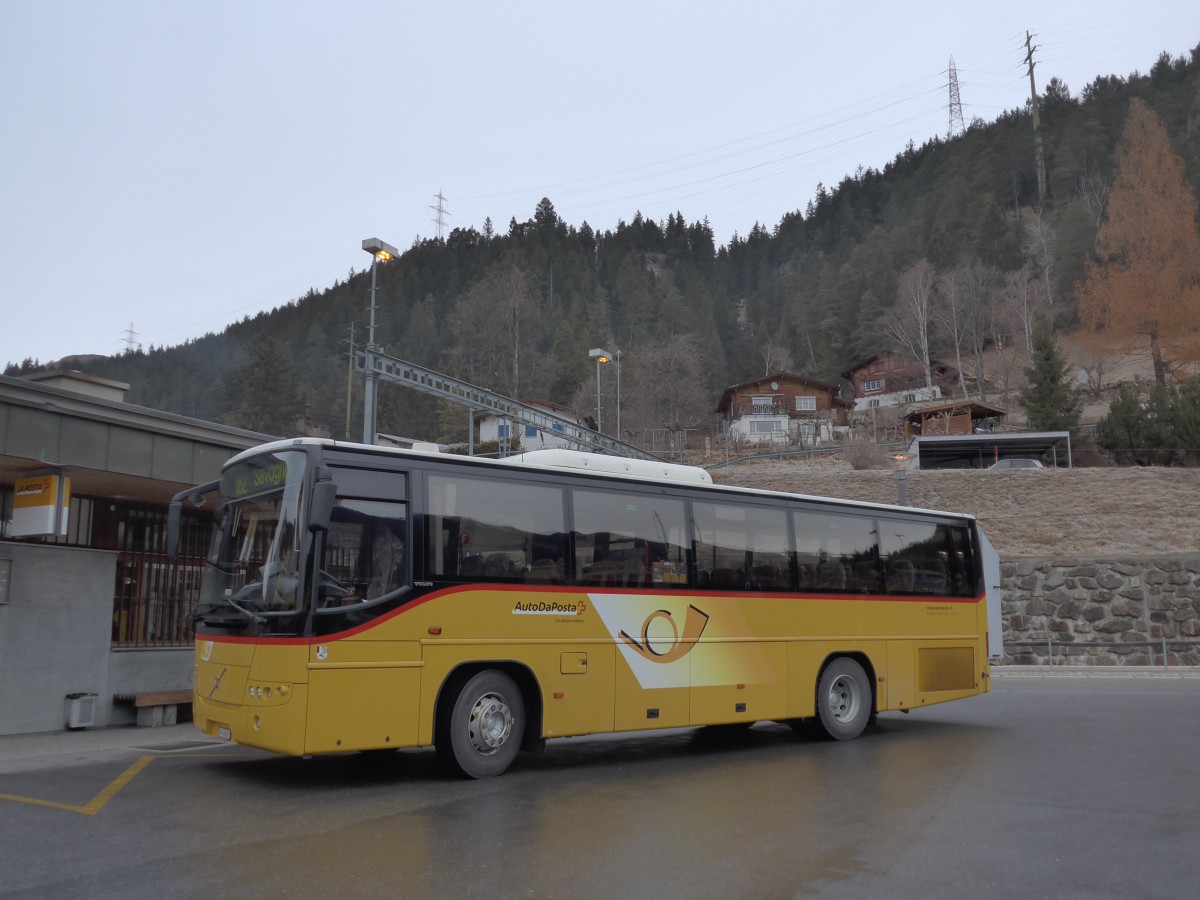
[169,438,1001,778]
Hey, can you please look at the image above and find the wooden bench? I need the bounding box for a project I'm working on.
[113,690,193,727]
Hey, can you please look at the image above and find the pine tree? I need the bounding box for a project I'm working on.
[226,335,308,435]
[1077,98,1200,384]
[1019,325,1082,432]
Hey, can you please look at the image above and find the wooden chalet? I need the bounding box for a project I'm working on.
[841,352,956,407]
[717,372,853,444]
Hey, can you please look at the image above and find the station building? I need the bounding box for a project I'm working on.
[0,371,270,734]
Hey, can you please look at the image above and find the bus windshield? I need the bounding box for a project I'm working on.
[199,449,308,617]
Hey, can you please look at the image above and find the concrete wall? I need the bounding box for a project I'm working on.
[107,649,193,726]
[0,543,116,734]
[1001,555,1200,666]
[0,543,195,733]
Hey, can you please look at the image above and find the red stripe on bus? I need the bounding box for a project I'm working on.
[198,586,986,646]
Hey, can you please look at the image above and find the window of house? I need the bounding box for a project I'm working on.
[751,395,773,414]
[867,399,881,408]
[795,396,817,411]
[864,379,884,392]
[903,393,917,403]
[751,420,782,433]
[496,424,508,438]
[552,422,565,433]
[525,425,538,438]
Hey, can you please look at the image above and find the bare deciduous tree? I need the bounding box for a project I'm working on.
[759,342,793,376]
[1022,209,1058,318]
[881,260,936,389]
[620,332,712,446]
[449,262,542,398]
[1077,172,1109,228]
[1002,263,1045,355]
[960,260,999,401]
[934,265,969,399]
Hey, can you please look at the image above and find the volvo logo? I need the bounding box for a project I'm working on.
[209,667,227,698]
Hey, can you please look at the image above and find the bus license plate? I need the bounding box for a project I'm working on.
[217,726,231,741]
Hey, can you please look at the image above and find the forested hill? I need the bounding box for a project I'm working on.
[9,47,1200,444]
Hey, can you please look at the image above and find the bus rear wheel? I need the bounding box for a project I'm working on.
[811,657,872,741]
[437,670,524,778]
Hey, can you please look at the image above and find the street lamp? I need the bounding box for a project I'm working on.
[889,452,911,505]
[589,348,612,434]
[614,349,622,439]
[361,237,399,445]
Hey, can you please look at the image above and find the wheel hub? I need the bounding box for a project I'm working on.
[468,692,512,754]
[827,675,860,723]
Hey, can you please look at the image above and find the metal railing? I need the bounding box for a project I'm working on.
[1005,638,1200,669]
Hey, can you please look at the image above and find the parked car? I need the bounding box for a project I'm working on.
[990,458,1044,470]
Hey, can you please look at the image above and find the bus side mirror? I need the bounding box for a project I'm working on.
[309,480,337,533]
[166,480,218,559]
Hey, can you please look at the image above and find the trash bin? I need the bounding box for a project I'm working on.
[65,692,97,729]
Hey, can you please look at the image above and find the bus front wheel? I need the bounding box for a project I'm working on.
[812,657,872,741]
[436,670,524,778]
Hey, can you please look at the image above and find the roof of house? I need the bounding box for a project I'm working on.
[903,397,1008,419]
[473,397,579,423]
[840,352,953,381]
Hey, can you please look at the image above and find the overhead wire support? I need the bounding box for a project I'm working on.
[122,322,140,354]
[342,322,358,439]
[355,349,663,461]
[947,57,966,139]
[430,190,451,240]
[1024,31,1048,207]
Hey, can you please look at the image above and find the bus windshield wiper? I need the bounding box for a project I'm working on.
[226,583,267,625]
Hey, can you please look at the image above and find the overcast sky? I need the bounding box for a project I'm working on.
[2,1,1197,368]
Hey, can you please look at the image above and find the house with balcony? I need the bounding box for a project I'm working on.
[717,372,852,446]
[841,352,956,410]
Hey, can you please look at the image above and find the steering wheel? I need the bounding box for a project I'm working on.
[318,570,353,606]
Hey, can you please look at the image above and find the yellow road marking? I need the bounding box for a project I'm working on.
[0,751,243,816]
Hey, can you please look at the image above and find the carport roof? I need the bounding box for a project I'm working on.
[905,431,1072,469]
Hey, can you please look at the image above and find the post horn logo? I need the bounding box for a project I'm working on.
[618,604,709,663]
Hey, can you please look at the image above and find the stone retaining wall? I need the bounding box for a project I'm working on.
[1000,555,1200,666]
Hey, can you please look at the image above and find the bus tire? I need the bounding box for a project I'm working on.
[436,670,524,778]
[812,657,872,741]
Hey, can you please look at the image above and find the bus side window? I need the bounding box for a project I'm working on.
[424,474,566,583]
[572,489,688,589]
[793,509,879,594]
[880,519,961,597]
[692,501,791,592]
[948,525,975,596]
